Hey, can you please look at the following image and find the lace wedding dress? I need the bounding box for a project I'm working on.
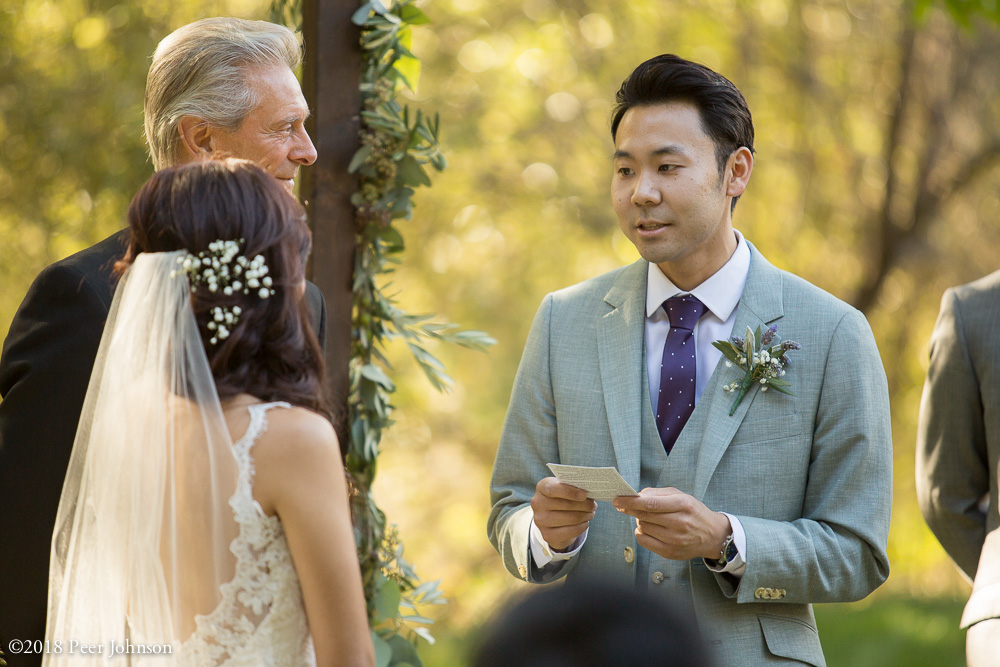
[46,254,322,666]
[178,402,317,666]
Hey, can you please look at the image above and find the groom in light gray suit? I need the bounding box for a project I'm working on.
[917,272,1000,665]
[488,55,892,667]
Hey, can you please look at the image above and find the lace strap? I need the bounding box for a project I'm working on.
[233,401,292,456]
[230,402,291,519]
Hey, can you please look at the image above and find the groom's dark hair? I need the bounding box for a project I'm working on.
[611,54,755,210]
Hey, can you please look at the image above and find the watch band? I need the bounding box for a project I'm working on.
[716,533,737,568]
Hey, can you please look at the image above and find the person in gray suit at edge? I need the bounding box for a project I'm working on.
[488,54,893,667]
[917,272,1000,665]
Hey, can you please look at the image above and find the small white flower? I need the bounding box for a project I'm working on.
[223,286,233,295]
[263,277,272,287]
[259,288,269,299]
[232,306,242,316]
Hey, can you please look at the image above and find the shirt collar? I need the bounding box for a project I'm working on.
[645,229,751,322]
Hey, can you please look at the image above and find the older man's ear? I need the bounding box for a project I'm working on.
[177,116,218,161]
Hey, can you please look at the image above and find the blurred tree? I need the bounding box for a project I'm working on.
[0,0,271,331]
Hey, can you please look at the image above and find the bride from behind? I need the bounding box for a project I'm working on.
[44,159,374,666]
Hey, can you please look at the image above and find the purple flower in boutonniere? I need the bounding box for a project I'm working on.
[712,325,801,416]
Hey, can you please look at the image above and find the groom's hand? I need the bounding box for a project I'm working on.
[531,477,597,551]
[613,487,730,561]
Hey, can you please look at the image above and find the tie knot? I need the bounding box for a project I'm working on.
[663,295,706,330]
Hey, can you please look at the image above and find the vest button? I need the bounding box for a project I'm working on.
[624,547,635,563]
[652,571,665,584]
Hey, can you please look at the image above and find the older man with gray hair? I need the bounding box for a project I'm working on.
[0,18,324,661]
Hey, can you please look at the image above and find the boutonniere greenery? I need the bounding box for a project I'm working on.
[713,324,801,416]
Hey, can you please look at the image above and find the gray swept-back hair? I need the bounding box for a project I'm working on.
[144,17,301,170]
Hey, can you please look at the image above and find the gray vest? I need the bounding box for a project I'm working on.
[635,357,700,618]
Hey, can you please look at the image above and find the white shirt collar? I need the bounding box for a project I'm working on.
[645,229,750,322]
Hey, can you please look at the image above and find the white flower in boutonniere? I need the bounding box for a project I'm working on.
[712,324,801,416]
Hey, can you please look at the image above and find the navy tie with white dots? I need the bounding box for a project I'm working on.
[656,294,707,453]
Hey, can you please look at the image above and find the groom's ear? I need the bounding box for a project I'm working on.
[176,115,218,160]
[724,147,754,199]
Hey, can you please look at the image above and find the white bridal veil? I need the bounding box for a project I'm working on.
[45,251,239,663]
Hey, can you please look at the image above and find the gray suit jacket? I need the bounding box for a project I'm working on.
[488,244,892,666]
[917,270,1000,628]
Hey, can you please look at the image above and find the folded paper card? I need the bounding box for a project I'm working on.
[546,463,638,502]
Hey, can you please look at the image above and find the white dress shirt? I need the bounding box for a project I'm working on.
[531,230,751,576]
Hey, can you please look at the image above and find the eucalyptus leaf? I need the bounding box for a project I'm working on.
[397,155,432,187]
[372,632,392,667]
[375,578,402,621]
[360,363,395,390]
[386,634,421,665]
[400,614,434,625]
[351,3,374,25]
[400,5,432,24]
[381,225,405,250]
[412,626,437,644]
[348,145,373,174]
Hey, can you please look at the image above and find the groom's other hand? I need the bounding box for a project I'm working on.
[613,487,730,561]
[530,477,597,551]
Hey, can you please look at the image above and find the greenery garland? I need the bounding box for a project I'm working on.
[269,1,494,664]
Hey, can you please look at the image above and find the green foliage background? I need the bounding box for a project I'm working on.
[3,0,1000,664]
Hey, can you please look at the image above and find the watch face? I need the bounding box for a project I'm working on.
[725,540,738,562]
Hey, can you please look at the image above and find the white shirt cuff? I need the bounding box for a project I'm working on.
[529,520,588,569]
[704,512,746,577]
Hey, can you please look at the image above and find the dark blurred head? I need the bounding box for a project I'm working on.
[611,54,754,208]
[472,578,714,667]
[118,158,331,421]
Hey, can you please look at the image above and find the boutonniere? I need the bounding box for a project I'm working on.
[712,324,801,416]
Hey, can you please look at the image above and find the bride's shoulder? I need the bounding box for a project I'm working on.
[256,405,339,460]
[250,405,344,515]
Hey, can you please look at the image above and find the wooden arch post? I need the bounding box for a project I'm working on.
[299,0,360,419]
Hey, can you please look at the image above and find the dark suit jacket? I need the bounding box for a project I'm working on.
[917,271,1000,629]
[0,229,326,663]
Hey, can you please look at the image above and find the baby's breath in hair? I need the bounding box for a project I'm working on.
[170,239,276,345]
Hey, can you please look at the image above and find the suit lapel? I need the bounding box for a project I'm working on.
[597,260,648,490]
[690,243,785,499]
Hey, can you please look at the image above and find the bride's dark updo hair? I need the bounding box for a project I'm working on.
[118,158,332,422]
